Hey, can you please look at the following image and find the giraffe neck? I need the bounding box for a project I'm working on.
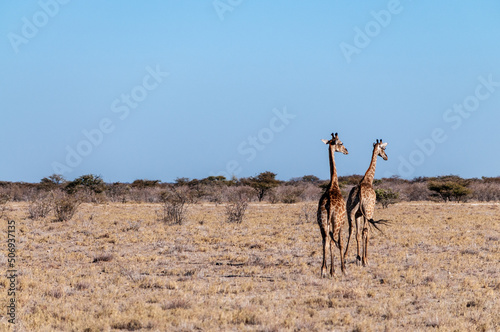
[328,144,340,190]
[361,148,378,185]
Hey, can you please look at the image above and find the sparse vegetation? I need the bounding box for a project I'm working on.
[27,192,53,220]
[1,201,498,331]
[160,186,189,224]
[1,174,499,328]
[53,193,80,222]
[0,193,10,219]
[297,202,317,223]
[225,187,249,223]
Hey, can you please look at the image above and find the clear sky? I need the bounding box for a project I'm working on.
[1,1,499,183]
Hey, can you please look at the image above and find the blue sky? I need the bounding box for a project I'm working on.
[1,1,499,183]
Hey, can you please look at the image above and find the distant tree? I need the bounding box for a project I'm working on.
[50,174,65,184]
[411,176,430,183]
[375,188,400,208]
[300,175,320,183]
[65,174,106,195]
[174,178,211,203]
[481,176,500,184]
[200,175,232,186]
[131,179,160,188]
[242,171,281,202]
[428,176,471,202]
[174,177,190,186]
[318,181,330,191]
[451,184,473,202]
[40,174,66,191]
[339,175,363,186]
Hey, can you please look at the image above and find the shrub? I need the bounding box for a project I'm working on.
[0,193,10,219]
[106,182,130,203]
[28,192,53,220]
[160,186,189,225]
[92,253,114,263]
[9,183,33,201]
[162,298,191,310]
[225,187,249,223]
[225,200,248,223]
[404,182,431,201]
[54,194,80,222]
[0,193,10,205]
[130,186,163,203]
[297,203,316,223]
[299,182,323,201]
[270,185,304,204]
[111,320,142,331]
[469,182,500,201]
[200,184,224,204]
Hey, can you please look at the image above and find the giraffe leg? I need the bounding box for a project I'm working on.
[343,222,352,262]
[344,210,355,263]
[362,224,369,266]
[338,231,346,274]
[329,237,334,276]
[355,216,363,266]
[365,227,370,266]
[321,236,328,277]
[327,210,336,277]
[318,200,329,278]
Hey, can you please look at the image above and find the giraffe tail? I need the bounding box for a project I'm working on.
[368,219,390,234]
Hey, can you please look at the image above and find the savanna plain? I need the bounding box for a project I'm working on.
[0,201,499,331]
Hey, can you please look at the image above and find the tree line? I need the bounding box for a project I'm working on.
[1,172,498,223]
[1,172,499,206]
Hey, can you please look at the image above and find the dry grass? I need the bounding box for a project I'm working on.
[0,201,499,331]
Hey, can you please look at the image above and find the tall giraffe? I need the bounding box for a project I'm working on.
[344,139,388,266]
[317,133,348,277]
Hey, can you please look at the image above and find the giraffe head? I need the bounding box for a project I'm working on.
[321,133,348,155]
[373,139,388,160]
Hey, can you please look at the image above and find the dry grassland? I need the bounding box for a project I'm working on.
[0,201,499,331]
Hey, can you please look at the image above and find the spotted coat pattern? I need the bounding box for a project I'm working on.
[316,133,348,277]
[344,140,388,266]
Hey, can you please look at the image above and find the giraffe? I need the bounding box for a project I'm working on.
[317,133,349,277]
[344,139,388,267]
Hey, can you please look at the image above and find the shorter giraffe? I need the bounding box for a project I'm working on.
[344,139,388,266]
[317,133,348,277]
